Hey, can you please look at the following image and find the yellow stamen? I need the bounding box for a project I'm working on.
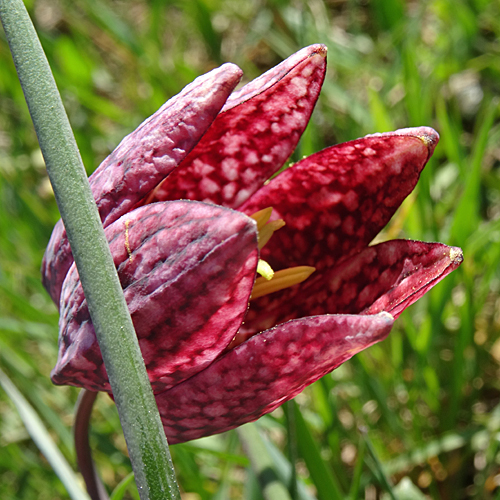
[258,219,286,250]
[250,207,286,249]
[250,266,316,300]
[257,259,274,280]
[250,207,273,231]
[248,207,314,301]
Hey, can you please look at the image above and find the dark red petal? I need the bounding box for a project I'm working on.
[42,64,243,306]
[360,242,463,318]
[245,240,462,334]
[147,44,327,208]
[156,312,393,444]
[241,127,439,271]
[51,201,258,393]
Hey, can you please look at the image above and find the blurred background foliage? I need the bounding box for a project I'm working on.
[1,0,500,498]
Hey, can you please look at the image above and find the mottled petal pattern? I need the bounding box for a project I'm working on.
[44,45,463,445]
[244,241,463,334]
[147,45,327,208]
[241,127,439,271]
[157,312,394,444]
[360,241,463,318]
[52,201,258,393]
[42,64,243,306]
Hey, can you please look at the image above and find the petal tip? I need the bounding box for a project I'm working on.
[372,311,394,341]
[219,62,243,77]
[216,62,244,87]
[310,43,327,58]
[393,126,440,157]
[449,246,464,267]
[415,127,440,157]
[377,311,395,323]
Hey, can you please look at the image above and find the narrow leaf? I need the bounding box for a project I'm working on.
[237,424,293,500]
[293,405,344,500]
[0,368,91,500]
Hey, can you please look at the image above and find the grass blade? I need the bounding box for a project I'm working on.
[450,96,499,246]
[237,423,293,500]
[293,403,344,500]
[110,473,140,500]
[0,367,91,500]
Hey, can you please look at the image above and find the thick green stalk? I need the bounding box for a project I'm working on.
[0,2,180,499]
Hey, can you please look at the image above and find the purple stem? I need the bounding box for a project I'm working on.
[74,390,109,500]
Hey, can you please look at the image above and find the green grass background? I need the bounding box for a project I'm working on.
[1,0,500,498]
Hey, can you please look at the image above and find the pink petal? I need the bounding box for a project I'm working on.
[241,127,439,271]
[245,240,462,333]
[42,64,243,306]
[156,312,394,444]
[147,44,327,208]
[51,201,258,393]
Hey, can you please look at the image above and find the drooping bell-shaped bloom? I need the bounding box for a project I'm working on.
[43,45,463,444]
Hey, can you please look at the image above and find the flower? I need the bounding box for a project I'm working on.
[43,45,463,444]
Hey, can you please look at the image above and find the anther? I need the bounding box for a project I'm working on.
[257,260,274,280]
[250,207,273,230]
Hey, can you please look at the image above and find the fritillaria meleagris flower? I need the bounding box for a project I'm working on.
[43,45,463,444]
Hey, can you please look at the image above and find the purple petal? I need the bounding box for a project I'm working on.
[360,242,463,318]
[156,312,393,444]
[244,240,462,333]
[241,127,439,271]
[147,44,327,208]
[51,201,258,393]
[42,64,243,306]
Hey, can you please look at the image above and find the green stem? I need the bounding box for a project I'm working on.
[0,2,180,499]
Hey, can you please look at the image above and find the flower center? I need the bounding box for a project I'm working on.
[225,208,316,351]
[249,208,315,301]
